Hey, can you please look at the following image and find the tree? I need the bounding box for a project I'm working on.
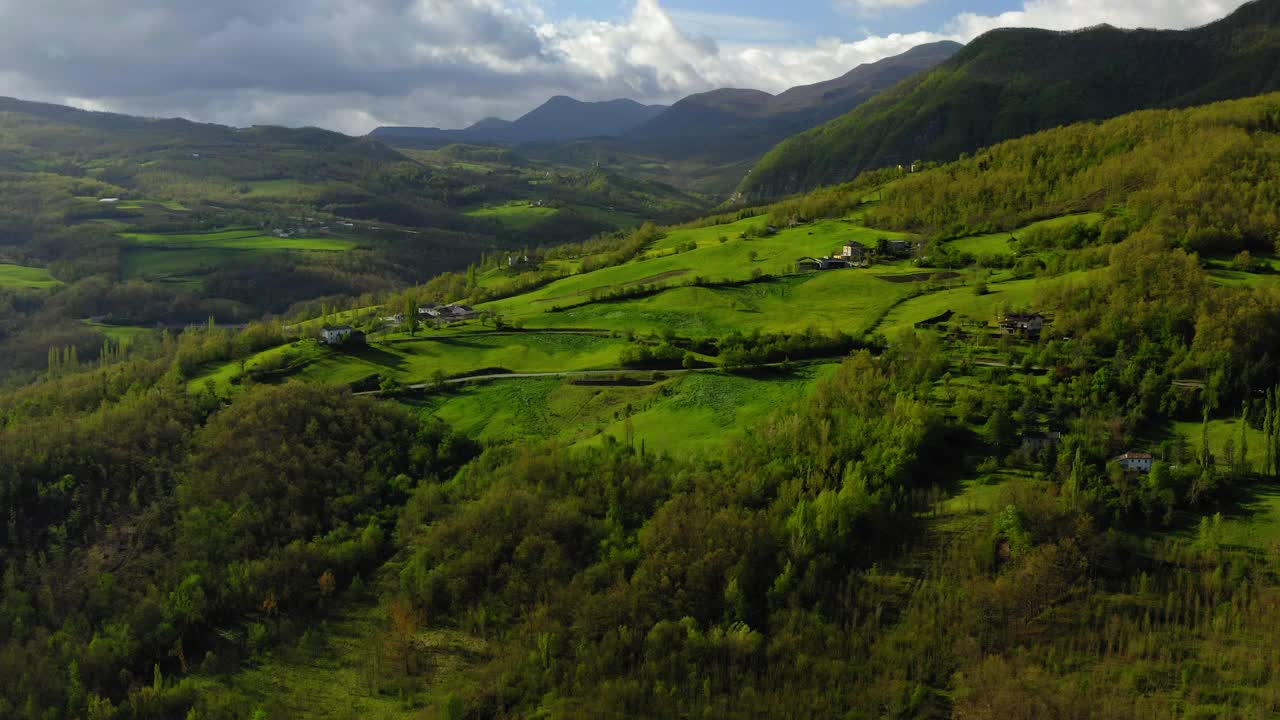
[385,597,423,676]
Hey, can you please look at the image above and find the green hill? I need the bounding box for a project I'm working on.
[13,74,1280,720]
[741,0,1280,198]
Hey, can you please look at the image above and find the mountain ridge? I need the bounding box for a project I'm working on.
[370,96,668,147]
[741,0,1280,198]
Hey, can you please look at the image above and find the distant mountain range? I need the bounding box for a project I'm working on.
[623,41,962,162]
[741,0,1280,198]
[371,97,669,147]
[370,42,962,192]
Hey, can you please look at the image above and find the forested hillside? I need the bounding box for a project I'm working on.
[741,0,1280,197]
[6,84,1280,718]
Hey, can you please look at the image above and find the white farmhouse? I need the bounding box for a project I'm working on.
[320,325,354,345]
[1115,452,1154,473]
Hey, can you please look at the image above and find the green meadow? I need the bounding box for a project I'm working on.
[0,263,62,289]
[84,322,153,345]
[416,364,835,455]
[465,201,559,230]
[122,228,355,251]
[119,228,356,285]
[192,333,632,393]
[878,277,1040,333]
[581,365,836,454]
[512,269,949,338]
[483,218,916,319]
[947,213,1105,256]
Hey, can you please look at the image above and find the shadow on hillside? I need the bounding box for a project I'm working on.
[351,345,408,370]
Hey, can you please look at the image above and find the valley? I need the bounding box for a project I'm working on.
[8,4,1280,718]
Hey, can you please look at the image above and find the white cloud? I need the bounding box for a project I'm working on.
[0,0,1257,134]
[948,0,1248,37]
[838,0,932,13]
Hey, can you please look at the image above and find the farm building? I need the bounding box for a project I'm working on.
[1001,312,1046,336]
[320,325,355,345]
[1114,452,1154,473]
[798,256,853,271]
[883,239,922,257]
[418,305,443,318]
[443,304,476,321]
[1021,431,1063,452]
[841,241,869,262]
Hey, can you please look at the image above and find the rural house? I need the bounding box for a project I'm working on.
[1114,452,1154,473]
[443,304,476,321]
[798,256,853,271]
[1001,312,1045,336]
[880,239,923,258]
[842,241,868,261]
[1021,431,1063,452]
[418,305,442,318]
[320,325,354,345]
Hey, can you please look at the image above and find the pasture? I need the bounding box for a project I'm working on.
[121,228,355,252]
[482,218,917,320]
[0,263,62,289]
[419,364,835,455]
[510,268,949,338]
[190,332,633,393]
[465,201,559,230]
[948,213,1105,256]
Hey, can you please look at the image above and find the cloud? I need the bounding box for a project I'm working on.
[0,0,1256,134]
[837,0,932,13]
[948,0,1249,37]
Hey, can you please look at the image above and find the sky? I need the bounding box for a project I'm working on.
[0,0,1253,135]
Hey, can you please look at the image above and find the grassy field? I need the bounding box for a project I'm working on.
[1170,418,1268,474]
[948,213,1105,256]
[243,179,317,198]
[122,228,356,252]
[120,247,236,286]
[85,322,153,345]
[0,263,62,289]
[511,268,955,338]
[581,366,835,455]
[465,201,559,230]
[119,229,356,285]
[483,219,918,322]
[191,332,633,393]
[416,364,835,455]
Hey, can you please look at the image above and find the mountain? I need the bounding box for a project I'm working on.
[624,41,963,162]
[741,0,1280,198]
[370,96,669,147]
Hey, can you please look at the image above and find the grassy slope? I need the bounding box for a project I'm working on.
[483,217,917,320]
[0,263,62,289]
[947,213,1105,255]
[191,333,632,393]
[465,202,559,230]
[122,228,356,251]
[416,365,834,455]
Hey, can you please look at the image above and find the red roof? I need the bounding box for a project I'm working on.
[1116,452,1153,461]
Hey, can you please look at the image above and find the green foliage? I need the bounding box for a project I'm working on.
[742,2,1280,196]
